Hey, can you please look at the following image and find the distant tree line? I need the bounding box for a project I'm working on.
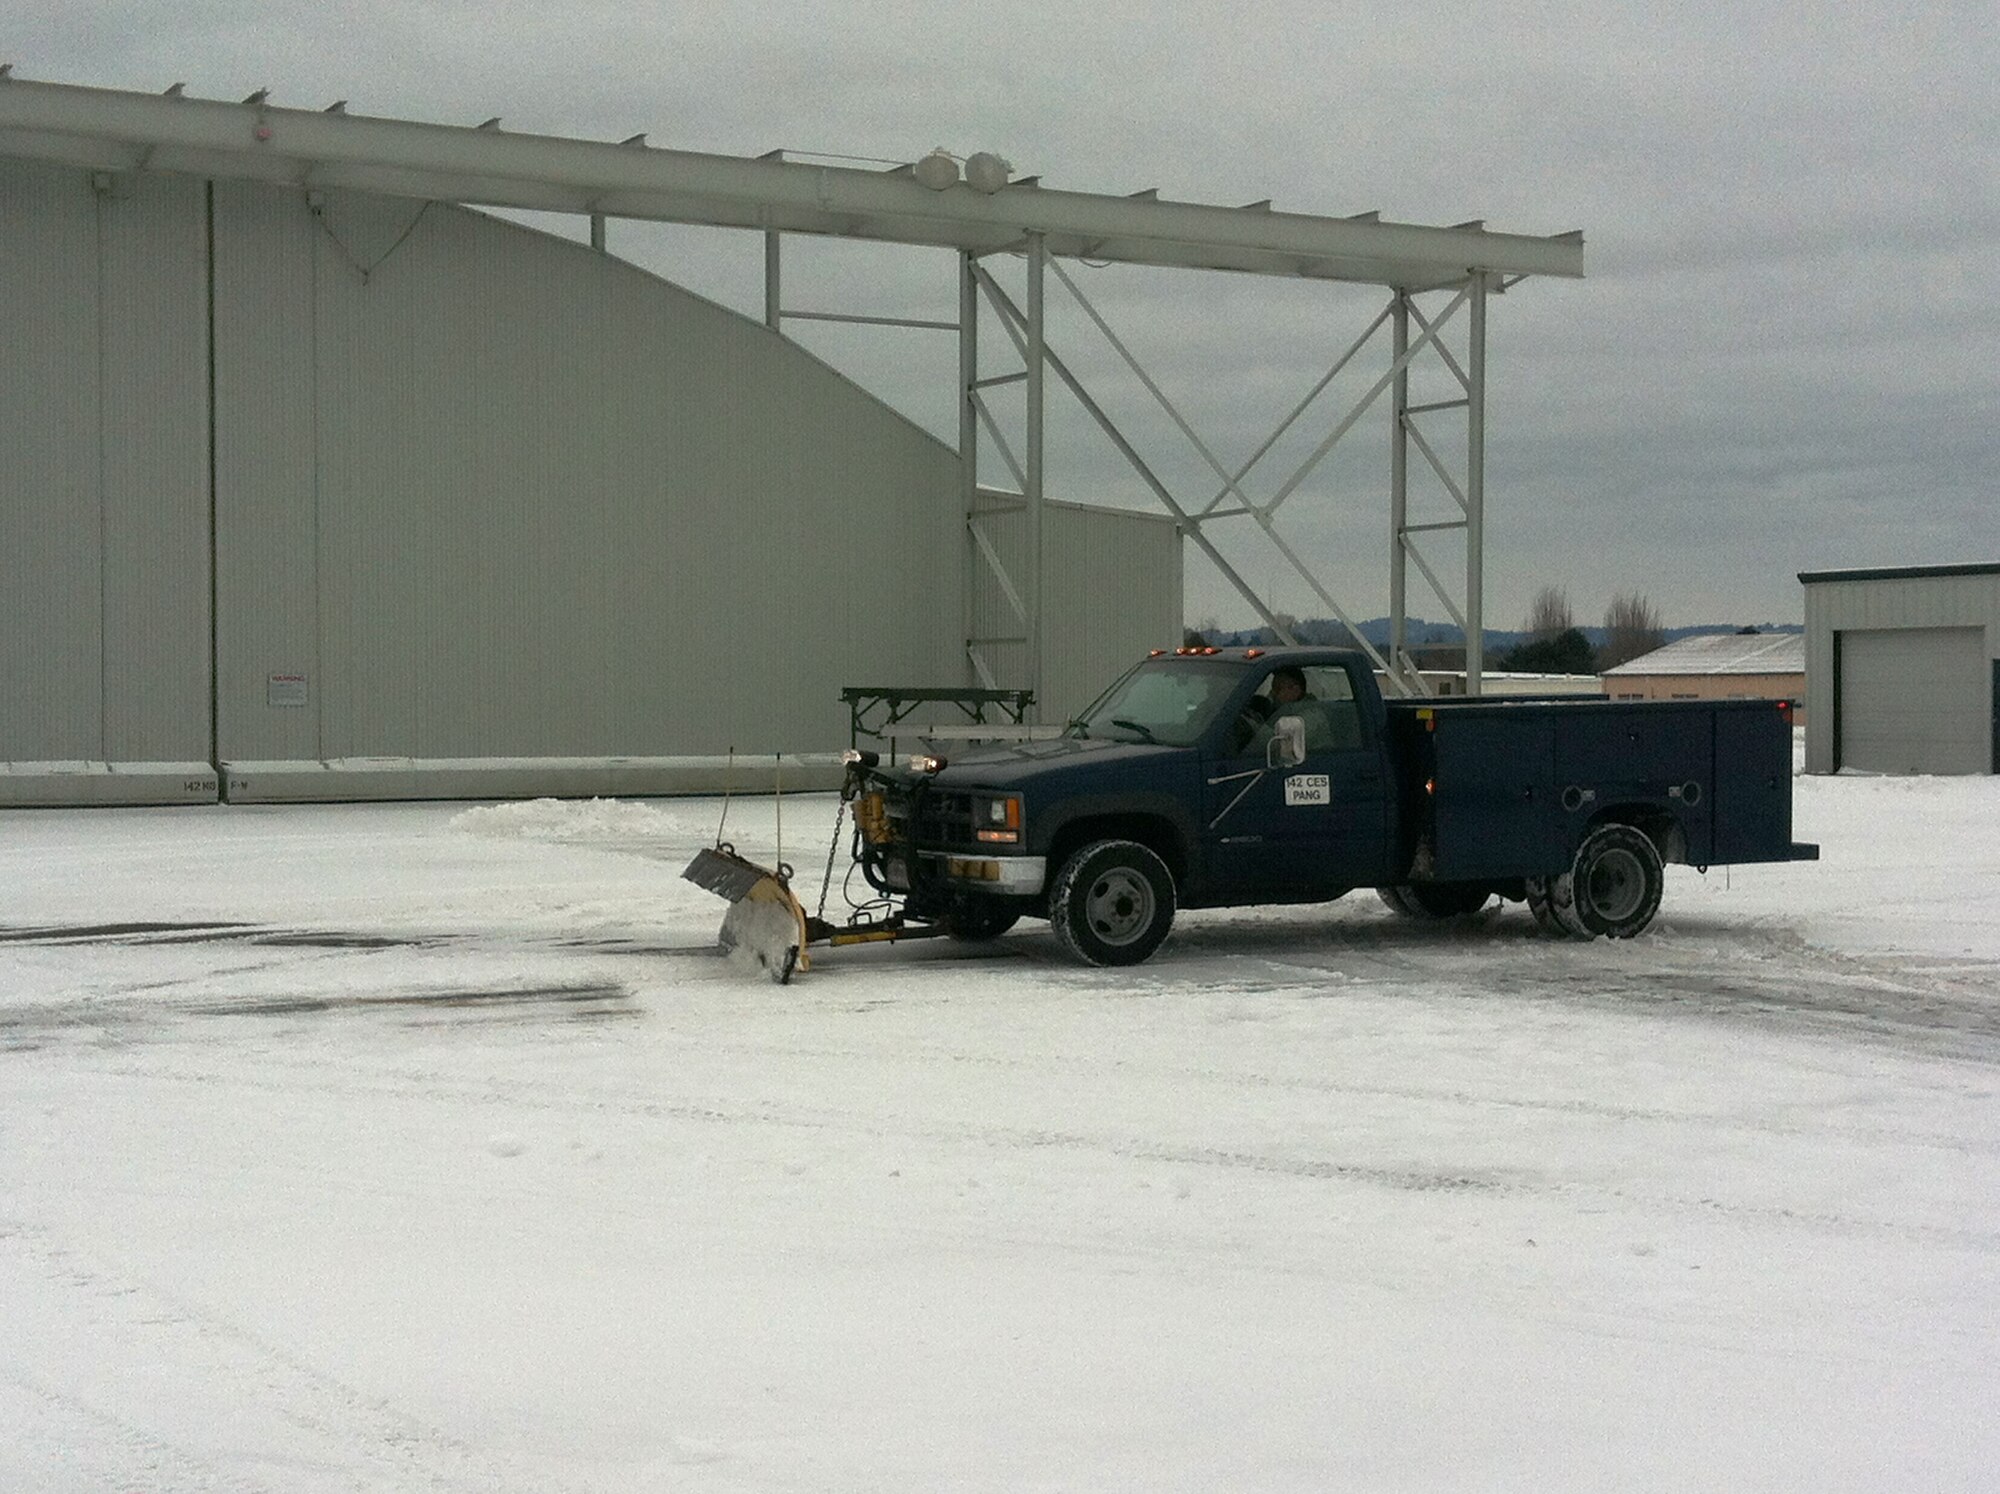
[1497,587,1665,674]
[1190,587,1677,675]
[1496,588,1667,673]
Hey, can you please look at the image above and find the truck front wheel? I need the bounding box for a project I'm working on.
[1537,824,1664,939]
[1049,839,1176,966]
[944,899,1022,942]
[1379,883,1493,919]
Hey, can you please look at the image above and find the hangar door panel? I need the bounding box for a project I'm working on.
[1839,628,1987,774]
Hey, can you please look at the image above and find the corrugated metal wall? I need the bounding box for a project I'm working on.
[969,499,1184,722]
[211,184,966,766]
[1803,571,2000,772]
[0,160,211,784]
[3,161,1183,801]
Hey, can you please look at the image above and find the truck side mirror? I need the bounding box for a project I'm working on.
[1266,716,1306,768]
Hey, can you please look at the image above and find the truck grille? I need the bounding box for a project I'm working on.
[910,788,982,851]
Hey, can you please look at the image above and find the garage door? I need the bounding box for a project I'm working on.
[1839,627,1990,774]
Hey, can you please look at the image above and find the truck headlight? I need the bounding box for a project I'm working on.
[975,795,1022,844]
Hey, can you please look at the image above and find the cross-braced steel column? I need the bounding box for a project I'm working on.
[1466,271,1488,694]
[1025,234,1046,706]
[1389,293,1412,689]
[958,251,980,683]
[959,248,1045,694]
[793,230,1507,706]
[1383,276,1492,695]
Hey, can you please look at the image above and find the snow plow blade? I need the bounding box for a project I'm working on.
[682,846,811,983]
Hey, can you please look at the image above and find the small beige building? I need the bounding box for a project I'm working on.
[1600,633,1806,723]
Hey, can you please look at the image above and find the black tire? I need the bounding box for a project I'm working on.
[1566,823,1664,939]
[944,899,1022,942]
[1524,876,1572,937]
[1049,839,1176,967]
[1378,882,1493,918]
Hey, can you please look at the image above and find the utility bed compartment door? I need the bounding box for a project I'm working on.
[1551,708,1717,866]
[1552,709,1705,794]
[1430,717,1565,880]
[1709,706,1793,864]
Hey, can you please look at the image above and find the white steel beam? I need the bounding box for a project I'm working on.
[0,77,1585,287]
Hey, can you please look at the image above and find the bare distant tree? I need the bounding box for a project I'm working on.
[1524,585,1575,641]
[1601,592,1666,669]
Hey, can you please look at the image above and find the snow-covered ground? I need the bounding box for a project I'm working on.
[3,772,1997,1492]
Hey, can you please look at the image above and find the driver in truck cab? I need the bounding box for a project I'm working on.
[1233,664,1312,752]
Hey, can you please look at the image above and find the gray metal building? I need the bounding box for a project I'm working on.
[1,155,1176,805]
[2,76,1581,806]
[1799,564,2000,775]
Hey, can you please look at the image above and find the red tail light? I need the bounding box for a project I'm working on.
[1777,699,1794,725]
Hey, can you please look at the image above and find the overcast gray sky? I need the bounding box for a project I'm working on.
[13,1,1996,629]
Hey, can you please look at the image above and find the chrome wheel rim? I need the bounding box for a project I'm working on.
[1086,866,1156,946]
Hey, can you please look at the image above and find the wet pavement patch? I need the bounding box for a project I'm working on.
[194,982,635,1018]
[0,920,258,943]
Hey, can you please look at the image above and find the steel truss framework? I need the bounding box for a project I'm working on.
[766,233,1521,701]
[946,249,1508,697]
[0,76,1584,704]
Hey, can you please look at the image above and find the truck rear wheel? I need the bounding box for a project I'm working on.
[1525,876,1576,937]
[1049,839,1176,967]
[1571,824,1664,937]
[1539,824,1664,940]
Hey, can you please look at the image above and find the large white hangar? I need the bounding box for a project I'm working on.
[0,76,1582,806]
[1799,563,2000,775]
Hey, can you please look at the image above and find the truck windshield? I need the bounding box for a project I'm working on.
[1067,660,1240,747]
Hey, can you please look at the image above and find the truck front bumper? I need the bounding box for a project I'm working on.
[919,852,1047,896]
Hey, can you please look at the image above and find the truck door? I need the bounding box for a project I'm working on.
[1202,663,1390,894]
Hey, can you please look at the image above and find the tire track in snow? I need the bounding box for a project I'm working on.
[589,1025,2000,1159]
[0,1362,264,1494]
[62,1055,2000,1256]
[0,1219,592,1494]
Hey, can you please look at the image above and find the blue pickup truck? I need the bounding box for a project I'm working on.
[831,646,1817,968]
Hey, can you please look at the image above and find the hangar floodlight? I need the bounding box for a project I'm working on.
[913,148,959,190]
[963,151,1011,194]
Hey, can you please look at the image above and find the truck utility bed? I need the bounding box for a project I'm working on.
[1385,695,1817,883]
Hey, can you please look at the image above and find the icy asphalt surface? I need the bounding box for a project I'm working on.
[3,779,1997,1491]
